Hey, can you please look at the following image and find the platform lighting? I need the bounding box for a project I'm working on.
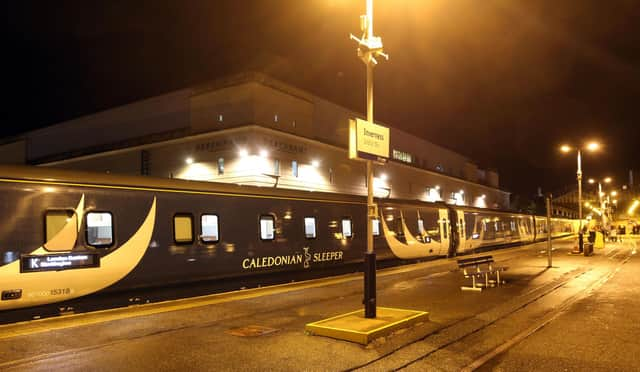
[185,157,194,165]
[259,149,268,158]
[311,159,320,168]
[380,173,388,181]
[588,178,595,184]
[604,177,612,184]
[559,140,601,255]
[239,149,249,158]
[611,191,618,197]
[481,194,486,198]
[586,142,600,151]
[435,185,441,190]
[459,190,464,194]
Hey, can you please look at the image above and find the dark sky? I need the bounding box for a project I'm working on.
[4,0,640,198]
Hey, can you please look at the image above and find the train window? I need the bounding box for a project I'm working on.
[341,218,353,238]
[372,219,380,236]
[217,158,225,175]
[291,161,298,177]
[442,220,448,239]
[173,214,194,244]
[86,212,113,247]
[44,210,78,252]
[260,215,276,240]
[417,218,425,235]
[200,214,219,243]
[304,217,317,239]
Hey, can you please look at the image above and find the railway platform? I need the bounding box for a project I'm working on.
[1,236,639,371]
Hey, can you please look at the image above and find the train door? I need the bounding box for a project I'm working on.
[438,209,451,257]
[456,210,466,252]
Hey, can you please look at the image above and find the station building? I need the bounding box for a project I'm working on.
[0,73,510,209]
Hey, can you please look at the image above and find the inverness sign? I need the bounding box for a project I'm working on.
[349,118,390,162]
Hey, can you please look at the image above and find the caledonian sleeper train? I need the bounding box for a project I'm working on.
[0,165,578,312]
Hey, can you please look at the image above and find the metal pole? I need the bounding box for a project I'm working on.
[577,150,584,254]
[546,195,552,268]
[363,0,376,319]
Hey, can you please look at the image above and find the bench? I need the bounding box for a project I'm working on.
[457,255,508,291]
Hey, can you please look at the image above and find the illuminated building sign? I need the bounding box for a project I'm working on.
[349,118,389,161]
[21,253,100,273]
[392,149,412,163]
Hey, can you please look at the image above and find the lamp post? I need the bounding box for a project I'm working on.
[350,0,388,319]
[561,142,600,255]
[588,177,612,228]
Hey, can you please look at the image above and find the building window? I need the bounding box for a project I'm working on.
[304,217,317,239]
[217,158,224,175]
[392,149,412,163]
[291,160,298,177]
[173,214,194,244]
[86,212,113,247]
[200,214,219,243]
[44,210,78,251]
[274,114,279,123]
[260,215,275,240]
[218,114,223,122]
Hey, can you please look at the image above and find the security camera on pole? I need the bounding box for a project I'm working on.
[350,0,389,319]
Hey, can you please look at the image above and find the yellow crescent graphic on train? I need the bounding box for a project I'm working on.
[0,197,156,311]
[380,210,431,259]
[0,194,85,270]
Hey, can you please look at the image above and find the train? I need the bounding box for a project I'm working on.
[0,165,579,312]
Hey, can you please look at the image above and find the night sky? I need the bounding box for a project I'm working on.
[4,1,640,200]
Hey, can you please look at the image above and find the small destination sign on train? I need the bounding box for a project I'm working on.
[20,253,100,273]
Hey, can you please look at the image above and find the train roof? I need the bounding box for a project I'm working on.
[0,165,369,204]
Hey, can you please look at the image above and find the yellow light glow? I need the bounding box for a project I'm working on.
[560,145,572,153]
[311,159,320,168]
[611,191,617,197]
[604,177,612,183]
[588,179,595,184]
[185,157,194,164]
[239,149,249,158]
[628,200,639,216]
[586,142,600,151]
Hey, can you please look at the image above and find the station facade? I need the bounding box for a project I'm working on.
[0,73,510,209]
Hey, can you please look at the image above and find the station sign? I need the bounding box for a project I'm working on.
[20,252,100,273]
[349,118,389,162]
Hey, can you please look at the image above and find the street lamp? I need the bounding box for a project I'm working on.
[560,141,600,255]
[588,176,612,227]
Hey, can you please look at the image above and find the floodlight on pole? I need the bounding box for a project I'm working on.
[559,140,602,256]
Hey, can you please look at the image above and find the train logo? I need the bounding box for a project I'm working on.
[303,247,311,269]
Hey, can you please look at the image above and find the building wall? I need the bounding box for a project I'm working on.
[27,90,191,163]
[43,126,510,208]
[4,73,509,208]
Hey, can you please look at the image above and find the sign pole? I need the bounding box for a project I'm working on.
[546,195,552,268]
[364,0,377,320]
[350,0,388,319]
